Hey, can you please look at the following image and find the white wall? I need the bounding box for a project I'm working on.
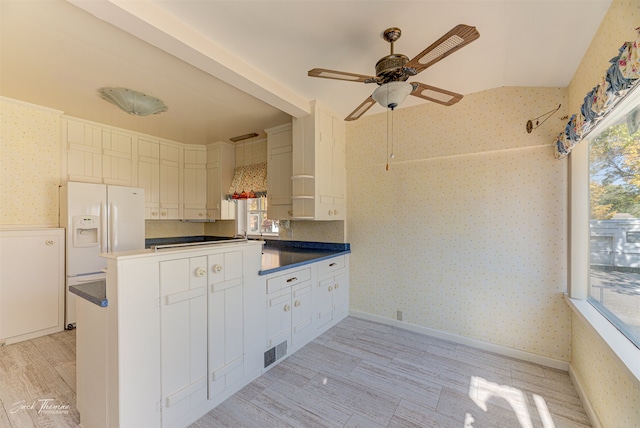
[346,86,572,361]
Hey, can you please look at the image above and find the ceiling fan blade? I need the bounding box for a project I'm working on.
[345,96,377,121]
[410,82,463,106]
[308,68,377,83]
[405,24,480,75]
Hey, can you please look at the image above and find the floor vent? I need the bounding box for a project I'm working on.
[264,340,288,368]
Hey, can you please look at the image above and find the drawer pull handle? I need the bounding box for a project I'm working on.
[294,300,301,307]
[286,277,298,283]
[284,304,291,312]
[329,263,337,267]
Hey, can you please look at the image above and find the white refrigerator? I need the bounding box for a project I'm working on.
[60,182,145,328]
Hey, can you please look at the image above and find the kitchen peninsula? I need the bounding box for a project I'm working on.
[74,239,350,428]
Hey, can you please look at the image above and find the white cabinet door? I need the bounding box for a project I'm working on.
[266,123,293,220]
[266,287,292,349]
[209,278,243,398]
[159,257,208,427]
[137,137,161,219]
[102,129,135,186]
[159,141,183,220]
[208,250,244,398]
[64,118,103,183]
[0,229,65,343]
[291,281,314,348]
[183,146,207,220]
[314,255,349,331]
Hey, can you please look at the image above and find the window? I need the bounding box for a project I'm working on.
[236,197,279,237]
[588,100,640,349]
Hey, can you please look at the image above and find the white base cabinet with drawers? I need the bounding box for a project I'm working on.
[263,254,349,370]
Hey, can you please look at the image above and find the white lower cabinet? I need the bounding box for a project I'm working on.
[160,256,208,428]
[264,255,349,370]
[314,255,349,332]
[76,242,347,428]
[265,267,314,352]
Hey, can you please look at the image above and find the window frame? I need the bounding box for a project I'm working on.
[235,197,279,239]
[568,84,640,384]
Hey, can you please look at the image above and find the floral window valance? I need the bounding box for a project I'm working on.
[554,28,640,159]
[227,162,267,199]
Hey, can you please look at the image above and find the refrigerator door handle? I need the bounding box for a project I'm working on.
[101,202,108,253]
[110,202,118,251]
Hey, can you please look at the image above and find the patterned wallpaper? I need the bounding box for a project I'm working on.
[0,97,62,227]
[346,86,571,360]
[566,0,640,426]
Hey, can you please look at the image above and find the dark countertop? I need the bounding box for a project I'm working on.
[259,240,350,276]
[145,236,351,275]
[70,280,108,307]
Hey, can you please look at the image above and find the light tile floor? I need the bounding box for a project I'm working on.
[0,316,592,427]
[192,317,592,428]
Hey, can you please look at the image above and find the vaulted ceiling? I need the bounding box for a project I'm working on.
[1,0,611,145]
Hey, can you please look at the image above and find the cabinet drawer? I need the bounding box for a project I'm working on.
[316,256,345,277]
[266,268,311,293]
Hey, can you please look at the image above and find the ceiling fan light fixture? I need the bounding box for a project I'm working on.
[372,81,413,110]
[98,87,168,116]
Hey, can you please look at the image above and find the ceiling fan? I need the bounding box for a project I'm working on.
[308,24,480,121]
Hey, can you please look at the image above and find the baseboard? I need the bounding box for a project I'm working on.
[349,309,569,371]
[569,364,603,428]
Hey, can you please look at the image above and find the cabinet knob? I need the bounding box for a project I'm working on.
[334,210,339,215]
[45,240,54,246]
[198,212,204,217]
[195,267,206,277]
[334,283,339,289]
[152,211,158,216]
[294,300,301,307]
[284,304,291,312]
[328,286,333,292]
[161,211,167,217]
[328,210,332,216]
[212,264,223,274]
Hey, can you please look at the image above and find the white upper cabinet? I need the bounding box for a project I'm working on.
[63,117,136,187]
[292,100,346,220]
[137,137,183,220]
[183,146,208,221]
[159,141,183,220]
[137,137,161,219]
[206,142,236,221]
[266,123,293,220]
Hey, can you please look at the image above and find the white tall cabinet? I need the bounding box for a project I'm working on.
[292,100,346,220]
[266,123,293,220]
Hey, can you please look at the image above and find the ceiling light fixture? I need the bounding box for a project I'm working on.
[371,81,414,171]
[98,87,168,116]
[371,81,413,110]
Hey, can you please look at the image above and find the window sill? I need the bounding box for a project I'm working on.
[564,294,640,387]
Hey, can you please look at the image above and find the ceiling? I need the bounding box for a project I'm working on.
[1,0,611,145]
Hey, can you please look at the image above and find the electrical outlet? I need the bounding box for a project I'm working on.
[397,310,403,321]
